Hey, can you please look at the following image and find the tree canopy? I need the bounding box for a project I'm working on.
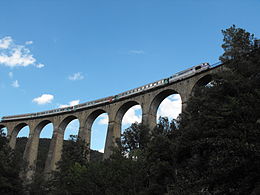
[219,24,256,63]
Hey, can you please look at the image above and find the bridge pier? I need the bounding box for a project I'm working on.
[78,121,91,160]
[22,125,39,183]
[103,120,121,159]
[142,111,157,130]
[44,126,64,179]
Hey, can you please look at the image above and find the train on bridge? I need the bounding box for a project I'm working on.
[1,62,210,122]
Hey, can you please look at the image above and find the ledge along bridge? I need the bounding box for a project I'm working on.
[0,61,224,182]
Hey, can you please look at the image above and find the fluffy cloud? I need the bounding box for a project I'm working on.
[0,36,12,49]
[33,94,54,105]
[128,50,145,55]
[122,105,142,125]
[157,94,182,120]
[68,72,84,81]
[59,100,80,108]
[0,36,44,68]
[11,80,19,88]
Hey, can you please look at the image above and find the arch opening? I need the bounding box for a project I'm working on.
[151,89,182,124]
[63,116,79,140]
[192,74,213,96]
[121,104,142,133]
[90,110,108,160]
[157,94,182,122]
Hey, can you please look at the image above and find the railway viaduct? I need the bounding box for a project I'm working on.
[0,63,225,183]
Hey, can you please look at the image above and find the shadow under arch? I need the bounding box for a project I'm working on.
[191,74,213,96]
[10,122,29,149]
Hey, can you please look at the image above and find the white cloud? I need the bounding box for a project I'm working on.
[157,94,182,120]
[35,63,45,68]
[98,149,104,153]
[68,72,84,81]
[25,41,33,45]
[11,80,19,88]
[8,72,13,78]
[0,36,12,49]
[98,114,109,125]
[59,100,80,108]
[0,36,44,68]
[33,94,54,105]
[128,50,145,55]
[122,105,142,125]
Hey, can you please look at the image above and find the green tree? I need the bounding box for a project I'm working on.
[144,117,179,194]
[0,128,23,194]
[48,135,89,194]
[121,122,150,159]
[171,50,260,194]
[219,24,255,63]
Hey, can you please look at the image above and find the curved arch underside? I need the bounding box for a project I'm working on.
[150,89,180,117]
[192,74,213,95]
[86,109,106,129]
[59,115,78,132]
[115,101,140,123]
[34,120,52,137]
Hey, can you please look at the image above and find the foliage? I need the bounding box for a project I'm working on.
[219,24,256,63]
[0,129,23,194]
[170,50,260,194]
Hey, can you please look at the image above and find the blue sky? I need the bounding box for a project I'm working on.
[0,0,259,151]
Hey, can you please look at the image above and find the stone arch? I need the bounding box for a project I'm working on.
[115,100,142,124]
[34,120,53,137]
[83,109,108,155]
[58,115,79,134]
[103,101,142,159]
[9,122,29,149]
[149,89,181,127]
[85,109,107,131]
[191,74,213,95]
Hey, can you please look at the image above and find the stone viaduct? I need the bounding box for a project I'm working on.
[0,63,224,183]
